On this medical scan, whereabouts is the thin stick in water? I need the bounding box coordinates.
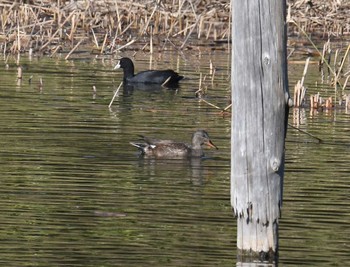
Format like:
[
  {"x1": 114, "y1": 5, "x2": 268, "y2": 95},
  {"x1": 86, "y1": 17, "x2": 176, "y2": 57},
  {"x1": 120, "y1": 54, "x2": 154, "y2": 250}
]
[
  {"x1": 108, "y1": 82, "x2": 123, "y2": 108},
  {"x1": 161, "y1": 76, "x2": 172, "y2": 87},
  {"x1": 288, "y1": 123, "x2": 323, "y2": 143}
]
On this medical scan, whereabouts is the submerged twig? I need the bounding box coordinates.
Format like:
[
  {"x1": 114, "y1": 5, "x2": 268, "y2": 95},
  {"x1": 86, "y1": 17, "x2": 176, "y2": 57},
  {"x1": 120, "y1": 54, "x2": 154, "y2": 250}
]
[{"x1": 288, "y1": 123, "x2": 323, "y2": 143}]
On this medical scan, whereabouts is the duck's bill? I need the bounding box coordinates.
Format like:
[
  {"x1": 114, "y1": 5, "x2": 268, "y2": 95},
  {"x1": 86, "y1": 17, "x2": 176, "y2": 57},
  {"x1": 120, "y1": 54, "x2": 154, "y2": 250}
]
[
  {"x1": 114, "y1": 61, "x2": 121, "y2": 70},
  {"x1": 206, "y1": 140, "x2": 218, "y2": 150}
]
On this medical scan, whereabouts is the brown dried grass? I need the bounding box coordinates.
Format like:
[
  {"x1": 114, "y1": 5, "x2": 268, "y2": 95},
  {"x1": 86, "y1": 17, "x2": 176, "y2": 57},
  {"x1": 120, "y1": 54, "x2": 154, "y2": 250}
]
[
  {"x1": 0, "y1": 0, "x2": 349, "y2": 56},
  {"x1": 288, "y1": 0, "x2": 350, "y2": 37},
  {"x1": 0, "y1": 0, "x2": 231, "y2": 55}
]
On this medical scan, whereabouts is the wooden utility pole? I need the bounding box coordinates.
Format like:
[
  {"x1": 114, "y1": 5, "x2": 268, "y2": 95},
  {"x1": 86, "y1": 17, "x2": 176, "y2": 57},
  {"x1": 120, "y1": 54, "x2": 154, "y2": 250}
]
[{"x1": 231, "y1": 0, "x2": 290, "y2": 262}]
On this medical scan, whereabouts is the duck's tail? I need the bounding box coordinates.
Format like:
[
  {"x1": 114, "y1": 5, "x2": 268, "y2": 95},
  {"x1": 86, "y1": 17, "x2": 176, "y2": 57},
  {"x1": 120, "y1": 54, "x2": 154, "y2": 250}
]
[{"x1": 130, "y1": 142, "x2": 145, "y2": 150}]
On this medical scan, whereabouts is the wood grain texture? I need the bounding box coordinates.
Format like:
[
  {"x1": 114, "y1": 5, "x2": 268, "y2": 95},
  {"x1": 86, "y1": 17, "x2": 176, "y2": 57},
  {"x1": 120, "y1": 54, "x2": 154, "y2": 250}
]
[{"x1": 231, "y1": 0, "x2": 289, "y2": 255}]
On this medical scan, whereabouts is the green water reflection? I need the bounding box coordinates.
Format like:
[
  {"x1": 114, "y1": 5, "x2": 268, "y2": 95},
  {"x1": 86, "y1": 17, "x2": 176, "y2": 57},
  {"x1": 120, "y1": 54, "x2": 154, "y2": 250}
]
[{"x1": 0, "y1": 52, "x2": 349, "y2": 266}]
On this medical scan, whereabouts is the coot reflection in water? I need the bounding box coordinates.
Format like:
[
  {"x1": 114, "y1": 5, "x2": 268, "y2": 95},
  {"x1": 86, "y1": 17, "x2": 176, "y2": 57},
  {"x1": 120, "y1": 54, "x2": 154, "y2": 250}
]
[{"x1": 122, "y1": 82, "x2": 180, "y2": 96}]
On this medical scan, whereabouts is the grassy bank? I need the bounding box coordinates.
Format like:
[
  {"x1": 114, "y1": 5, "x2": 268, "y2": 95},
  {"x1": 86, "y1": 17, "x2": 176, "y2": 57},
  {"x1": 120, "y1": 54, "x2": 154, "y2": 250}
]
[{"x1": 0, "y1": 0, "x2": 349, "y2": 55}]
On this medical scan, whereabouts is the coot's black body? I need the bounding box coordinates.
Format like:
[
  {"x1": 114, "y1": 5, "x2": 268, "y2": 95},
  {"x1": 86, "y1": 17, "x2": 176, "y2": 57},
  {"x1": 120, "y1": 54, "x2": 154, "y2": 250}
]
[{"x1": 114, "y1": 57, "x2": 183, "y2": 86}]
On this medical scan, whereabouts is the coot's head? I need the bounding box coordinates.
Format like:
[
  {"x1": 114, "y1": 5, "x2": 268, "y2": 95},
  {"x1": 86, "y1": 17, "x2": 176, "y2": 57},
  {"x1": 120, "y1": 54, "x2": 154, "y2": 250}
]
[
  {"x1": 114, "y1": 57, "x2": 135, "y2": 79},
  {"x1": 114, "y1": 57, "x2": 134, "y2": 70}
]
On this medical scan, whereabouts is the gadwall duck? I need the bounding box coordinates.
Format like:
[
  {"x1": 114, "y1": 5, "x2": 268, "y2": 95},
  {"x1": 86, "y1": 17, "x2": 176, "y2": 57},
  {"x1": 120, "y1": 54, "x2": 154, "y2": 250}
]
[
  {"x1": 130, "y1": 130, "x2": 218, "y2": 159},
  {"x1": 114, "y1": 57, "x2": 183, "y2": 86}
]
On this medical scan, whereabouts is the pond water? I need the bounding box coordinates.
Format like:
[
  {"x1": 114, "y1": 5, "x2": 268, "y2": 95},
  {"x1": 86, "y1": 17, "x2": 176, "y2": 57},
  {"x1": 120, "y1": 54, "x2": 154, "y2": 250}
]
[{"x1": 0, "y1": 49, "x2": 349, "y2": 266}]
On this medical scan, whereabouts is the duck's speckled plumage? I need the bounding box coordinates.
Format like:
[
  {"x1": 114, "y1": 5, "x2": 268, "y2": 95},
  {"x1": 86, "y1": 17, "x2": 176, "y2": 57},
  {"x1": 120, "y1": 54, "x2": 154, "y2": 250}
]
[{"x1": 130, "y1": 130, "x2": 218, "y2": 159}]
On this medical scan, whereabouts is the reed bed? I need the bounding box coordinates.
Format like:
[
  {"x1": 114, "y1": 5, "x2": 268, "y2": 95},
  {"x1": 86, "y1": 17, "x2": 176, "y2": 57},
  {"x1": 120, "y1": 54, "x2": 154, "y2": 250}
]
[
  {"x1": 288, "y1": 0, "x2": 350, "y2": 37},
  {"x1": 1, "y1": 0, "x2": 349, "y2": 56},
  {"x1": 292, "y1": 40, "x2": 350, "y2": 112},
  {"x1": 0, "y1": 0, "x2": 231, "y2": 55}
]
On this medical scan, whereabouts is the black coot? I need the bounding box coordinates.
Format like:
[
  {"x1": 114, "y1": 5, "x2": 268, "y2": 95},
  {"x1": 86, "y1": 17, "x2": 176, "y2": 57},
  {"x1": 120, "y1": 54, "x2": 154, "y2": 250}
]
[{"x1": 114, "y1": 57, "x2": 183, "y2": 86}]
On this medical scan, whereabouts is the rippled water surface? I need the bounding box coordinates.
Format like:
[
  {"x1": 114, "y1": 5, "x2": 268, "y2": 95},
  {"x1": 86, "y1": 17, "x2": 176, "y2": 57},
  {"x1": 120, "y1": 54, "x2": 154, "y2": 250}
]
[{"x1": 0, "y1": 51, "x2": 349, "y2": 266}]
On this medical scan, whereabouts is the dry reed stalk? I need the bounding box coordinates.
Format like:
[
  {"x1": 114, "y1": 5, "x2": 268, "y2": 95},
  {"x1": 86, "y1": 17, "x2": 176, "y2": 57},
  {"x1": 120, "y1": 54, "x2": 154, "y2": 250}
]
[
  {"x1": 172, "y1": 23, "x2": 193, "y2": 37},
  {"x1": 319, "y1": 40, "x2": 329, "y2": 72},
  {"x1": 65, "y1": 38, "x2": 84, "y2": 60},
  {"x1": 114, "y1": 1, "x2": 122, "y2": 34},
  {"x1": 91, "y1": 28, "x2": 99, "y2": 48},
  {"x1": 213, "y1": 27, "x2": 217, "y2": 40},
  {"x1": 1, "y1": 0, "x2": 232, "y2": 54},
  {"x1": 198, "y1": 16, "x2": 204, "y2": 39},
  {"x1": 329, "y1": 44, "x2": 350, "y2": 100},
  {"x1": 300, "y1": 57, "x2": 310, "y2": 86},
  {"x1": 199, "y1": 98, "x2": 222, "y2": 110},
  {"x1": 153, "y1": 12, "x2": 160, "y2": 35},
  {"x1": 40, "y1": 11, "x2": 77, "y2": 51},
  {"x1": 293, "y1": 80, "x2": 304, "y2": 107},
  {"x1": 150, "y1": 26, "x2": 153, "y2": 54},
  {"x1": 50, "y1": 45, "x2": 61, "y2": 57},
  {"x1": 206, "y1": 22, "x2": 212, "y2": 40},
  {"x1": 17, "y1": 66, "x2": 22, "y2": 80},
  {"x1": 16, "y1": 23, "x2": 20, "y2": 52},
  {"x1": 68, "y1": 13, "x2": 78, "y2": 41},
  {"x1": 109, "y1": 30, "x2": 119, "y2": 51},
  {"x1": 100, "y1": 33, "x2": 108, "y2": 54},
  {"x1": 141, "y1": 4, "x2": 157, "y2": 35},
  {"x1": 310, "y1": 93, "x2": 322, "y2": 109},
  {"x1": 335, "y1": 44, "x2": 350, "y2": 90},
  {"x1": 161, "y1": 76, "x2": 172, "y2": 87},
  {"x1": 342, "y1": 75, "x2": 350, "y2": 92},
  {"x1": 209, "y1": 60, "x2": 216, "y2": 84},
  {"x1": 325, "y1": 97, "x2": 333, "y2": 109},
  {"x1": 108, "y1": 82, "x2": 123, "y2": 108},
  {"x1": 39, "y1": 77, "x2": 43, "y2": 91},
  {"x1": 2, "y1": 42, "x2": 7, "y2": 57},
  {"x1": 115, "y1": 39, "x2": 136, "y2": 51},
  {"x1": 180, "y1": 15, "x2": 201, "y2": 49},
  {"x1": 293, "y1": 24, "x2": 350, "y2": 106},
  {"x1": 334, "y1": 48, "x2": 339, "y2": 72},
  {"x1": 293, "y1": 57, "x2": 310, "y2": 107},
  {"x1": 291, "y1": 22, "x2": 336, "y2": 76},
  {"x1": 119, "y1": 19, "x2": 134, "y2": 35},
  {"x1": 141, "y1": 43, "x2": 148, "y2": 51},
  {"x1": 346, "y1": 94, "x2": 350, "y2": 111},
  {"x1": 223, "y1": 103, "x2": 232, "y2": 111}
]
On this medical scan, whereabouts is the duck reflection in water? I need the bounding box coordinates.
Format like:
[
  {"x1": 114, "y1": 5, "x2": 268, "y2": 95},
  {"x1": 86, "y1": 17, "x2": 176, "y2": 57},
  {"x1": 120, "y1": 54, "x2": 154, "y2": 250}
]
[{"x1": 136, "y1": 156, "x2": 211, "y2": 186}]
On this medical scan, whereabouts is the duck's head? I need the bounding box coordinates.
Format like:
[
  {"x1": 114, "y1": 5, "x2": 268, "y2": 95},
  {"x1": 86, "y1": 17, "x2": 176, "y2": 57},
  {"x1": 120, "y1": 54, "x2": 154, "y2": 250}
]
[{"x1": 192, "y1": 130, "x2": 218, "y2": 150}]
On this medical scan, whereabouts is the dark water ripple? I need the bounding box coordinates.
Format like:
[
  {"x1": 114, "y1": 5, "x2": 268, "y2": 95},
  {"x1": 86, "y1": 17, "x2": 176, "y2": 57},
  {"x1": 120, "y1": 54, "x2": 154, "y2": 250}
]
[{"x1": 0, "y1": 53, "x2": 349, "y2": 266}]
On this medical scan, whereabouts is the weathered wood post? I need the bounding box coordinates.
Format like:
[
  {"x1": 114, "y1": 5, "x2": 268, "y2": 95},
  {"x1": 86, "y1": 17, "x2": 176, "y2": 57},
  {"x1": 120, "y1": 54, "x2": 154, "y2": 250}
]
[{"x1": 231, "y1": 0, "x2": 290, "y2": 262}]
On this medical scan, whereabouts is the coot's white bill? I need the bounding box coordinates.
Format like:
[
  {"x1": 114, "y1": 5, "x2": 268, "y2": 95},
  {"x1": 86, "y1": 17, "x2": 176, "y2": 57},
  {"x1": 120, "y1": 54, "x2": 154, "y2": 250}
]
[{"x1": 114, "y1": 61, "x2": 121, "y2": 69}]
